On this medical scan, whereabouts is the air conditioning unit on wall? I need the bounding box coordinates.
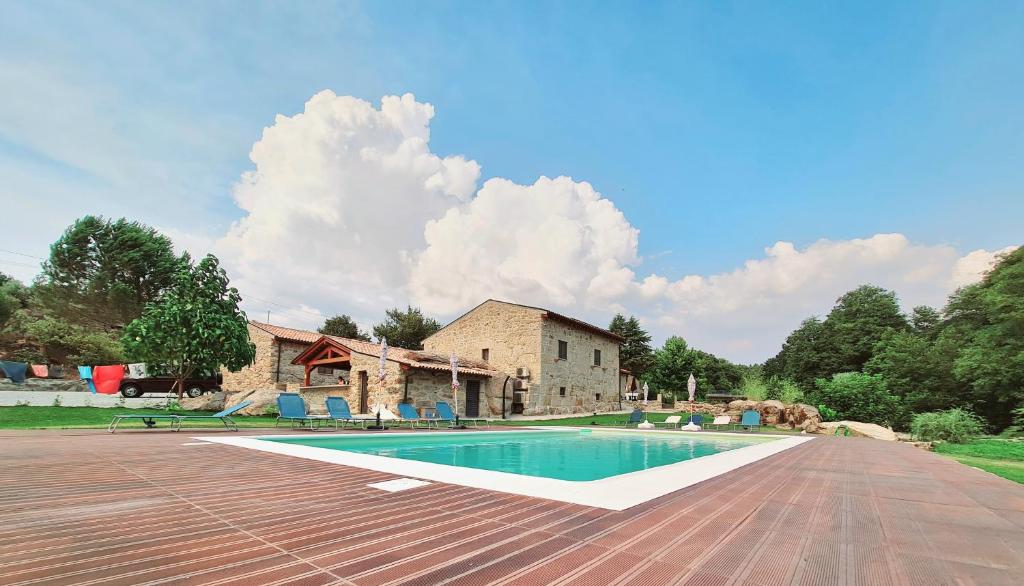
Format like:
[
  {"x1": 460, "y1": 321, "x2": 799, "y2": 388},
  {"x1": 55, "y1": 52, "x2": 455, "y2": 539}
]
[
  {"x1": 512, "y1": 379, "x2": 529, "y2": 390},
  {"x1": 516, "y1": 367, "x2": 530, "y2": 378}
]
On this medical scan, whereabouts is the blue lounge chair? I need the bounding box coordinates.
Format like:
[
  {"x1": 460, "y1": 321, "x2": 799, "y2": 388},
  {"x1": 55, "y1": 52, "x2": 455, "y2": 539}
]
[
  {"x1": 689, "y1": 414, "x2": 704, "y2": 426},
  {"x1": 0, "y1": 361, "x2": 28, "y2": 384},
  {"x1": 276, "y1": 393, "x2": 331, "y2": 430},
  {"x1": 619, "y1": 409, "x2": 645, "y2": 427},
  {"x1": 325, "y1": 396, "x2": 374, "y2": 429},
  {"x1": 107, "y1": 400, "x2": 253, "y2": 433},
  {"x1": 435, "y1": 401, "x2": 486, "y2": 428},
  {"x1": 397, "y1": 402, "x2": 435, "y2": 429},
  {"x1": 740, "y1": 410, "x2": 761, "y2": 432}
]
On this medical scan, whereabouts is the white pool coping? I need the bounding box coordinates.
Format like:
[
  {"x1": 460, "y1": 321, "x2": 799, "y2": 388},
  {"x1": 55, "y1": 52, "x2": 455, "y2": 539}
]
[{"x1": 196, "y1": 428, "x2": 814, "y2": 510}]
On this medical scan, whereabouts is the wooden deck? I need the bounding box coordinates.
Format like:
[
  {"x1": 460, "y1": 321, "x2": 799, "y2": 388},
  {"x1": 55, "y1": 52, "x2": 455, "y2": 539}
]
[{"x1": 1, "y1": 429, "x2": 1022, "y2": 585}]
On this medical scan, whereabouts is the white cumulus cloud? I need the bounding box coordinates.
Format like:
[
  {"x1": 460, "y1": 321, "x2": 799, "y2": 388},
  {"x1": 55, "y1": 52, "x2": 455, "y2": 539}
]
[{"x1": 210, "y1": 91, "x2": 1017, "y2": 361}]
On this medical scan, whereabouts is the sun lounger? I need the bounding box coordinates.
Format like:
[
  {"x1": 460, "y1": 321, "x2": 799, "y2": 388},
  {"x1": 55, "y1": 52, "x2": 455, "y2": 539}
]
[
  {"x1": 618, "y1": 409, "x2": 645, "y2": 427},
  {"x1": 398, "y1": 403, "x2": 435, "y2": 429},
  {"x1": 435, "y1": 401, "x2": 487, "y2": 428},
  {"x1": 655, "y1": 415, "x2": 682, "y2": 429},
  {"x1": 688, "y1": 414, "x2": 704, "y2": 426},
  {"x1": 706, "y1": 415, "x2": 732, "y2": 430},
  {"x1": 740, "y1": 410, "x2": 761, "y2": 432},
  {"x1": 324, "y1": 396, "x2": 374, "y2": 429},
  {"x1": 107, "y1": 401, "x2": 252, "y2": 432},
  {"x1": 276, "y1": 393, "x2": 331, "y2": 430}
]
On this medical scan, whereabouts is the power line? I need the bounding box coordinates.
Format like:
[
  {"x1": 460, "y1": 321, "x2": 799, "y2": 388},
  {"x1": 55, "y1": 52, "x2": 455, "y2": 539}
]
[{"x1": 0, "y1": 248, "x2": 45, "y2": 260}]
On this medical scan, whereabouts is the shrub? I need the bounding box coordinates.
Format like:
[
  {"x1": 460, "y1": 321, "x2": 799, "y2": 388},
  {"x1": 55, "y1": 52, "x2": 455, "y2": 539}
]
[
  {"x1": 739, "y1": 373, "x2": 767, "y2": 401},
  {"x1": 818, "y1": 404, "x2": 839, "y2": 422},
  {"x1": 1009, "y1": 406, "x2": 1024, "y2": 437},
  {"x1": 911, "y1": 408, "x2": 986, "y2": 443},
  {"x1": 809, "y1": 372, "x2": 902, "y2": 427},
  {"x1": 764, "y1": 376, "x2": 803, "y2": 404}
]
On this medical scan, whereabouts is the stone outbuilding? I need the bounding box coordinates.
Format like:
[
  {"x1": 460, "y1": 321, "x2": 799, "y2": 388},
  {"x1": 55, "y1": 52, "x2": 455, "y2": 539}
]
[{"x1": 290, "y1": 335, "x2": 499, "y2": 417}]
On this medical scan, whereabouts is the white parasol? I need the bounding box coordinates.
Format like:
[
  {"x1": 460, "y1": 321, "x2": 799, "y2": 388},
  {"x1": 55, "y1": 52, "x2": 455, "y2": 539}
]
[
  {"x1": 450, "y1": 352, "x2": 460, "y2": 419},
  {"x1": 687, "y1": 373, "x2": 696, "y2": 402},
  {"x1": 642, "y1": 382, "x2": 649, "y2": 406}
]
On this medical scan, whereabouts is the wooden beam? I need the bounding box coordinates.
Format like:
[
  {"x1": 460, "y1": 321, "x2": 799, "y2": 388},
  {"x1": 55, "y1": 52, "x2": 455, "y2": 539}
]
[{"x1": 309, "y1": 357, "x2": 351, "y2": 367}]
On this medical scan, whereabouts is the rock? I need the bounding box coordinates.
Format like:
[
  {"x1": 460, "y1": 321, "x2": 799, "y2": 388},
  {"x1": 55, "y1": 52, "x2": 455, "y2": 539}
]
[
  {"x1": 816, "y1": 421, "x2": 898, "y2": 441},
  {"x1": 0, "y1": 378, "x2": 88, "y2": 393},
  {"x1": 727, "y1": 399, "x2": 758, "y2": 413},
  {"x1": 759, "y1": 400, "x2": 785, "y2": 424},
  {"x1": 180, "y1": 391, "x2": 225, "y2": 412},
  {"x1": 225, "y1": 388, "x2": 281, "y2": 416},
  {"x1": 910, "y1": 441, "x2": 933, "y2": 451}
]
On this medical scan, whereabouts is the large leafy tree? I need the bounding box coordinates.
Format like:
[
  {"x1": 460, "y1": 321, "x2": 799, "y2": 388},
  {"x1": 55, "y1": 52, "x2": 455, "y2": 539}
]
[
  {"x1": 122, "y1": 255, "x2": 255, "y2": 398},
  {"x1": 0, "y1": 272, "x2": 28, "y2": 327},
  {"x1": 39, "y1": 216, "x2": 182, "y2": 328},
  {"x1": 765, "y1": 285, "x2": 909, "y2": 392},
  {"x1": 866, "y1": 330, "x2": 959, "y2": 414},
  {"x1": 763, "y1": 317, "x2": 835, "y2": 391},
  {"x1": 823, "y1": 285, "x2": 909, "y2": 372},
  {"x1": 942, "y1": 247, "x2": 1024, "y2": 428},
  {"x1": 646, "y1": 336, "x2": 742, "y2": 400},
  {"x1": 371, "y1": 306, "x2": 441, "y2": 350},
  {"x1": 319, "y1": 314, "x2": 371, "y2": 341},
  {"x1": 608, "y1": 314, "x2": 654, "y2": 377}
]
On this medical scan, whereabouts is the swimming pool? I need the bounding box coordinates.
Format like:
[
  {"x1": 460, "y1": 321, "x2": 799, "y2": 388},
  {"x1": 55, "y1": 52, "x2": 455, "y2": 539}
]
[
  {"x1": 200, "y1": 428, "x2": 814, "y2": 510},
  {"x1": 262, "y1": 430, "x2": 777, "y2": 481}
]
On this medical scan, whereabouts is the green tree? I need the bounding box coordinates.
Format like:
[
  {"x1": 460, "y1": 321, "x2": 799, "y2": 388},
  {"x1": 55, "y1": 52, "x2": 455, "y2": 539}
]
[
  {"x1": 910, "y1": 305, "x2": 942, "y2": 335},
  {"x1": 39, "y1": 216, "x2": 183, "y2": 328},
  {"x1": 765, "y1": 285, "x2": 909, "y2": 393},
  {"x1": 0, "y1": 272, "x2": 29, "y2": 326},
  {"x1": 20, "y1": 315, "x2": 123, "y2": 366},
  {"x1": 371, "y1": 306, "x2": 441, "y2": 350},
  {"x1": 319, "y1": 314, "x2": 371, "y2": 341},
  {"x1": 823, "y1": 285, "x2": 909, "y2": 372},
  {"x1": 608, "y1": 314, "x2": 654, "y2": 377},
  {"x1": 763, "y1": 317, "x2": 835, "y2": 391},
  {"x1": 943, "y1": 247, "x2": 1024, "y2": 429},
  {"x1": 866, "y1": 330, "x2": 959, "y2": 414},
  {"x1": 809, "y1": 372, "x2": 903, "y2": 427},
  {"x1": 122, "y1": 255, "x2": 255, "y2": 398},
  {"x1": 646, "y1": 336, "x2": 742, "y2": 400}
]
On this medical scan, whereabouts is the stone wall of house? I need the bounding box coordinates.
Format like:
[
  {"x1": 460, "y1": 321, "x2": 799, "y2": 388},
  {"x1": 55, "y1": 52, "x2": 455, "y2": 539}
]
[
  {"x1": 423, "y1": 300, "x2": 542, "y2": 383},
  {"x1": 221, "y1": 325, "x2": 338, "y2": 393},
  {"x1": 221, "y1": 325, "x2": 276, "y2": 392},
  {"x1": 403, "y1": 369, "x2": 495, "y2": 417},
  {"x1": 535, "y1": 319, "x2": 621, "y2": 415}
]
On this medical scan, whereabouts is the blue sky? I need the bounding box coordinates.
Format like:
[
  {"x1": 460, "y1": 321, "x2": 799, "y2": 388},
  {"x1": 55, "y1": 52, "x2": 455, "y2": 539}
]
[{"x1": 1, "y1": 1, "x2": 1021, "y2": 361}]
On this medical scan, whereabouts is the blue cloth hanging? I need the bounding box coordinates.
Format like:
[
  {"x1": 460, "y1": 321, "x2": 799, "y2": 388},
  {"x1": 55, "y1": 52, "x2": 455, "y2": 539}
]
[
  {"x1": 78, "y1": 365, "x2": 98, "y2": 394},
  {"x1": 0, "y1": 361, "x2": 28, "y2": 384}
]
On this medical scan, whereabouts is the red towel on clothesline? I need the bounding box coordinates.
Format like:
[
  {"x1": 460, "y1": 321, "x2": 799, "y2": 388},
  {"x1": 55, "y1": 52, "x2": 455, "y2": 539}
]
[{"x1": 92, "y1": 365, "x2": 125, "y2": 395}]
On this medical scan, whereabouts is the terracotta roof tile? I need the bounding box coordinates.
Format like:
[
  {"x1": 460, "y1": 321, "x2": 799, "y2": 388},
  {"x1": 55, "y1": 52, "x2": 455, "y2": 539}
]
[{"x1": 252, "y1": 321, "x2": 499, "y2": 377}]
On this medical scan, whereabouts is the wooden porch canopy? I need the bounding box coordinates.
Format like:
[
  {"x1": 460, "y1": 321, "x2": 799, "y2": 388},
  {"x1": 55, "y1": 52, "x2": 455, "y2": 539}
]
[{"x1": 290, "y1": 336, "x2": 353, "y2": 386}]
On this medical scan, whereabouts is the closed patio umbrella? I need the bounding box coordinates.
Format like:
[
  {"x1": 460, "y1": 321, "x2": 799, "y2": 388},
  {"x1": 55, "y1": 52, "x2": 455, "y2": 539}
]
[
  {"x1": 450, "y1": 352, "x2": 460, "y2": 424},
  {"x1": 642, "y1": 382, "x2": 649, "y2": 406},
  {"x1": 687, "y1": 373, "x2": 697, "y2": 423},
  {"x1": 370, "y1": 338, "x2": 388, "y2": 429}
]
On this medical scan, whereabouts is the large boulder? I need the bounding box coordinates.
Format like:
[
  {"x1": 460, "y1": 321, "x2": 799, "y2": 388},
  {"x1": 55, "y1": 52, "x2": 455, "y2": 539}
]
[
  {"x1": 817, "y1": 421, "x2": 898, "y2": 441},
  {"x1": 180, "y1": 391, "x2": 225, "y2": 412},
  {"x1": 225, "y1": 388, "x2": 281, "y2": 416},
  {"x1": 784, "y1": 403, "x2": 822, "y2": 432},
  {"x1": 759, "y1": 400, "x2": 786, "y2": 424}
]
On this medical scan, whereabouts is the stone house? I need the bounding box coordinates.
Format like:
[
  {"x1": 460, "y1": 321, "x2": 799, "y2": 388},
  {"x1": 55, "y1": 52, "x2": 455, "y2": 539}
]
[{"x1": 422, "y1": 300, "x2": 624, "y2": 415}]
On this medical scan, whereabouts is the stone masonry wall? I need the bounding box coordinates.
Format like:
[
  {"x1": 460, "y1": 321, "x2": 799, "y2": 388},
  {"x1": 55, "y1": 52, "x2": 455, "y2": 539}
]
[
  {"x1": 537, "y1": 318, "x2": 621, "y2": 415},
  {"x1": 220, "y1": 325, "x2": 276, "y2": 392},
  {"x1": 221, "y1": 325, "x2": 337, "y2": 393},
  {"x1": 423, "y1": 300, "x2": 620, "y2": 416},
  {"x1": 423, "y1": 301, "x2": 543, "y2": 389}
]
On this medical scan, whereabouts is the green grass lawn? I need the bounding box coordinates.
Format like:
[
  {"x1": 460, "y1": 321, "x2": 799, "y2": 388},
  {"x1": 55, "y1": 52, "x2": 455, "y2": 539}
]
[
  {"x1": 934, "y1": 438, "x2": 1024, "y2": 484},
  {"x1": 0, "y1": 406, "x2": 280, "y2": 430},
  {"x1": 0, "y1": 405, "x2": 798, "y2": 435}
]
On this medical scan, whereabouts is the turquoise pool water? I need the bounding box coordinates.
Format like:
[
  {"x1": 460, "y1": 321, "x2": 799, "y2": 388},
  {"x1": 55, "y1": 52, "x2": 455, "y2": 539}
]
[{"x1": 263, "y1": 430, "x2": 778, "y2": 481}]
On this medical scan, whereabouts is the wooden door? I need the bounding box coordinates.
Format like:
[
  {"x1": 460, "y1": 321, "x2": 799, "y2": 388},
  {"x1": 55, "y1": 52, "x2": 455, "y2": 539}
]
[
  {"x1": 358, "y1": 371, "x2": 369, "y2": 414},
  {"x1": 465, "y1": 380, "x2": 481, "y2": 418}
]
